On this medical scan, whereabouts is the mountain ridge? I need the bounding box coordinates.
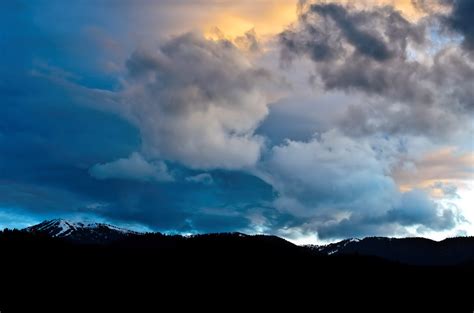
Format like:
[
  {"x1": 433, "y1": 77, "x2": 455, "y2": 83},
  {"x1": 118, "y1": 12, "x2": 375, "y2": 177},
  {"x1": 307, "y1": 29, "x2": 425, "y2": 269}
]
[
  {"x1": 1, "y1": 219, "x2": 473, "y2": 311},
  {"x1": 21, "y1": 219, "x2": 474, "y2": 265},
  {"x1": 309, "y1": 236, "x2": 474, "y2": 265}
]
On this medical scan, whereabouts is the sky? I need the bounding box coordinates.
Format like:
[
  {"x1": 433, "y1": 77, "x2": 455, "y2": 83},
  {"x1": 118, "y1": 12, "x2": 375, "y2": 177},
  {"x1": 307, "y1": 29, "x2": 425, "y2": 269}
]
[{"x1": 0, "y1": 0, "x2": 473, "y2": 244}]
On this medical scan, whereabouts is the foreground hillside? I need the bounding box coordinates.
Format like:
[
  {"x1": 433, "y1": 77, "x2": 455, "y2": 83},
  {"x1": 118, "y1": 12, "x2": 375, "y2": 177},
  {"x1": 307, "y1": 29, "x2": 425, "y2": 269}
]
[{"x1": 0, "y1": 226, "x2": 473, "y2": 312}]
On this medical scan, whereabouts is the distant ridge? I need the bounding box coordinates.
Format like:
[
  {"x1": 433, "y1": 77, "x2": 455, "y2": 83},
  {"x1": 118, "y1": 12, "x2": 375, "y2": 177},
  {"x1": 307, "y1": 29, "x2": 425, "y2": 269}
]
[
  {"x1": 309, "y1": 236, "x2": 474, "y2": 265},
  {"x1": 22, "y1": 219, "x2": 474, "y2": 265}
]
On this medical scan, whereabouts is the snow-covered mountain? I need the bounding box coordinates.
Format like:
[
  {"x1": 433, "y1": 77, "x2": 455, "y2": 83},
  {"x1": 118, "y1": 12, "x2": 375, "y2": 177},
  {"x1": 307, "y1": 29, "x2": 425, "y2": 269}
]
[
  {"x1": 309, "y1": 236, "x2": 474, "y2": 265},
  {"x1": 25, "y1": 219, "x2": 139, "y2": 243},
  {"x1": 22, "y1": 220, "x2": 474, "y2": 265},
  {"x1": 309, "y1": 238, "x2": 361, "y2": 255}
]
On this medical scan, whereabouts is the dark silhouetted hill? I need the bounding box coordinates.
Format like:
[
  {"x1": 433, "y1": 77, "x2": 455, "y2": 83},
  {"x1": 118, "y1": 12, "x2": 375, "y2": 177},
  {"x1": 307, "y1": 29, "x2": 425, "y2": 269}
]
[
  {"x1": 312, "y1": 236, "x2": 474, "y2": 265},
  {"x1": 0, "y1": 220, "x2": 473, "y2": 312}
]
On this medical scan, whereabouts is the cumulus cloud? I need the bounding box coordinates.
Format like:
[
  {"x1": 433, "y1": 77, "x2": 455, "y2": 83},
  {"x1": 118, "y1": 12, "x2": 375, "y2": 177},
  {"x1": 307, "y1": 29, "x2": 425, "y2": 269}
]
[
  {"x1": 90, "y1": 152, "x2": 173, "y2": 182},
  {"x1": 259, "y1": 130, "x2": 459, "y2": 239},
  {"x1": 113, "y1": 33, "x2": 270, "y2": 170}
]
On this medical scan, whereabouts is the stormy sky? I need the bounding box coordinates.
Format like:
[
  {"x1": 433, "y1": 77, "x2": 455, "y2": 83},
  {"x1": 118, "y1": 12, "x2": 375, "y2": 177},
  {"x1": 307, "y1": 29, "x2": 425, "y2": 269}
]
[{"x1": 1, "y1": 0, "x2": 472, "y2": 243}]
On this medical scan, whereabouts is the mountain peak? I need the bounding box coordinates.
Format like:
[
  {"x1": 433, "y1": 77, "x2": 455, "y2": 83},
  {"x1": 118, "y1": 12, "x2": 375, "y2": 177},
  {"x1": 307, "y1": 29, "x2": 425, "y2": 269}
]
[{"x1": 25, "y1": 219, "x2": 138, "y2": 243}]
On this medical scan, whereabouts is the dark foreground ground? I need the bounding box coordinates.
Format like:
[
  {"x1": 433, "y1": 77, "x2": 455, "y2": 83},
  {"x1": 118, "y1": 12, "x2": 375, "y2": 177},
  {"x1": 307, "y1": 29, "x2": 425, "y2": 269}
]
[{"x1": 1, "y1": 230, "x2": 473, "y2": 312}]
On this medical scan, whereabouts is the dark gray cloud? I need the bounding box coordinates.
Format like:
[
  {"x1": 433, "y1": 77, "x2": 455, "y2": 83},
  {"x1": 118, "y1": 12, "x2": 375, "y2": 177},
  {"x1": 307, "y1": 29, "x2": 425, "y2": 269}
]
[
  {"x1": 278, "y1": 1, "x2": 474, "y2": 139},
  {"x1": 309, "y1": 4, "x2": 393, "y2": 61},
  {"x1": 280, "y1": 2, "x2": 428, "y2": 99}
]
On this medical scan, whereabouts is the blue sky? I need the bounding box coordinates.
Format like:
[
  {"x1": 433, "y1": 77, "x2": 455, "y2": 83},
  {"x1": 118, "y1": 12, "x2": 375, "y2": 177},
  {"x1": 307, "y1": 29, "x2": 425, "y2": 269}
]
[{"x1": 1, "y1": 0, "x2": 472, "y2": 243}]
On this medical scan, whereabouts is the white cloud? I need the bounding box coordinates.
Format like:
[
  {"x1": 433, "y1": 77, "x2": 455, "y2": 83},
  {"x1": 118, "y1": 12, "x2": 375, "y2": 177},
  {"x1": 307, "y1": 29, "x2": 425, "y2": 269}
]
[
  {"x1": 113, "y1": 33, "x2": 271, "y2": 170},
  {"x1": 90, "y1": 152, "x2": 173, "y2": 182},
  {"x1": 258, "y1": 130, "x2": 459, "y2": 239},
  {"x1": 186, "y1": 173, "x2": 214, "y2": 185}
]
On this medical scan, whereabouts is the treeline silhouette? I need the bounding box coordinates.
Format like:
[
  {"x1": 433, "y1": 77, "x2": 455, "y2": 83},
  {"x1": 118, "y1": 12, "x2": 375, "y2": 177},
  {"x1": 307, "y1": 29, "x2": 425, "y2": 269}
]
[{"x1": 0, "y1": 229, "x2": 473, "y2": 312}]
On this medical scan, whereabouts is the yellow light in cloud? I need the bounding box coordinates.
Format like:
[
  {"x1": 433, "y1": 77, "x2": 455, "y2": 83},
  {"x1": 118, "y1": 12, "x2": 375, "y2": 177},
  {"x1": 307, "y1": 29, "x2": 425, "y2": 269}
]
[
  {"x1": 205, "y1": 16, "x2": 255, "y2": 40},
  {"x1": 202, "y1": 0, "x2": 442, "y2": 42},
  {"x1": 204, "y1": 0, "x2": 298, "y2": 40}
]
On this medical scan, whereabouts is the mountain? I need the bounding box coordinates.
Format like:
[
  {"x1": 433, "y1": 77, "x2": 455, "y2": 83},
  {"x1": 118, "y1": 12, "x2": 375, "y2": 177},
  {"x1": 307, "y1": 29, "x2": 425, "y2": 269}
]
[
  {"x1": 22, "y1": 219, "x2": 474, "y2": 265},
  {"x1": 1, "y1": 221, "x2": 474, "y2": 311},
  {"x1": 311, "y1": 236, "x2": 474, "y2": 265},
  {"x1": 25, "y1": 219, "x2": 138, "y2": 244}
]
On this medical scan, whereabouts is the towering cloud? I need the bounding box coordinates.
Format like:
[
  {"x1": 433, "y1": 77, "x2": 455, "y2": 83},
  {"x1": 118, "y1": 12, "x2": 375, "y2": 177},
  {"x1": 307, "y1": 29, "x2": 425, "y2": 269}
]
[{"x1": 113, "y1": 33, "x2": 270, "y2": 170}]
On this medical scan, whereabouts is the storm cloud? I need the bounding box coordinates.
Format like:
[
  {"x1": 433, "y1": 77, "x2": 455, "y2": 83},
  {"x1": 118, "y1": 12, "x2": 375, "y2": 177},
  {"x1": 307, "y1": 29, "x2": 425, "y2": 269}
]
[
  {"x1": 279, "y1": 1, "x2": 474, "y2": 139},
  {"x1": 280, "y1": 2, "x2": 427, "y2": 97}
]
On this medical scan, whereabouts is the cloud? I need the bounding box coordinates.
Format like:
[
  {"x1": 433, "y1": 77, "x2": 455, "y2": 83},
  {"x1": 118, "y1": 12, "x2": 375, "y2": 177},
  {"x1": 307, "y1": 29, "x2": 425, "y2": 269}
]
[
  {"x1": 259, "y1": 130, "x2": 459, "y2": 239},
  {"x1": 280, "y1": 2, "x2": 427, "y2": 97},
  {"x1": 317, "y1": 189, "x2": 458, "y2": 238},
  {"x1": 234, "y1": 28, "x2": 260, "y2": 52},
  {"x1": 111, "y1": 33, "x2": 271, "y2": 170},
  {"x1": 90, "y1": 152, "x2": 173, "y2": 182},
  {"x1": 309, "y1": 4, "x2": 395, "y2": 61},
  {"x1": 257, "y1": 95, "x2": 335, "y2": 145},
  {"x1": 440, "y1": 0, "x2": 474, "y2": 51},
  {"x1": 386, "y1": 189, "x2": 457, "y2": 230},
  {"x1": 278, "y1": 1, "x2": 474, "y2": 140},
  {"x1": 0, "y1": 20, "x2": 276, "y2": 235},
  {"x1": 186, "y1": 173, "x2": 214, "y2": 185},
  {"x1": 430, "y1": 182, "x2": 461, "y2": 199},
  {"x1": 394, "y1": 147, "x2": 474, "y2": 191},
  {"x1": 0, "y1": 0, "x2": 471, "y2": 242}
]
